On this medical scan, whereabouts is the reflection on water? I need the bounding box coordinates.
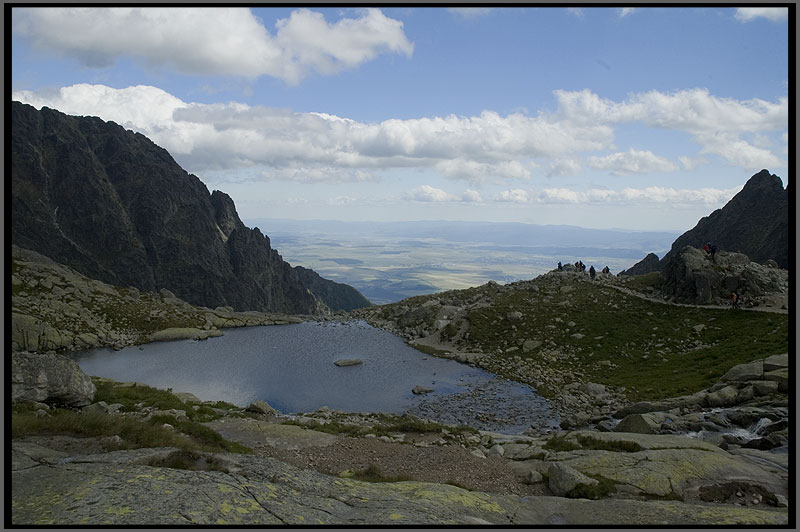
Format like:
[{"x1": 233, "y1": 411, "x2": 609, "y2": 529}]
[{"x1": 72, "y1": 320, "x2": 559, "y2": 433}]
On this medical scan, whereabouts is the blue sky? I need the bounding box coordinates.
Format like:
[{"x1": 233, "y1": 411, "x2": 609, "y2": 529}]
[{"x1": 11, "y1": 6, "x2": 790, "y2": 231}]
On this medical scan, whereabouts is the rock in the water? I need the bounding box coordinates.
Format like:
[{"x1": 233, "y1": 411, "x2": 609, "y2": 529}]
[
  {"x1": 412, "y1": 386, "x2": 434, "y2": 395},
  {"x1": 334, "y1": 359, "x2": 363, "y2": 367},
  {"x1": 246, "y1": 400, "x2": 279, "y2": 416},
  {"x1": 548, "y1": 462, "x2": 599, "y2": 497},
  {"x1": 11, "y1": 352, "x2": 96, "y2": 407}
]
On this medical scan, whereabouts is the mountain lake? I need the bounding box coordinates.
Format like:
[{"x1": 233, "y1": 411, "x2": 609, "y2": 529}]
[{"x1": 71, "y1": 320, "x2": 560, "y2": 434}]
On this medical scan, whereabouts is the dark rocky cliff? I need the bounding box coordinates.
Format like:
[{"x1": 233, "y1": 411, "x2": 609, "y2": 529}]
[
  {"x1": 294, "y1": 266, "x2": 372, "y2": 312},
  {"x1": 659, "y1": 170, "x2": 789, "y2": 268},
  {"x1": 11, "y1": 102, "x2": 369, "y2": 314}
]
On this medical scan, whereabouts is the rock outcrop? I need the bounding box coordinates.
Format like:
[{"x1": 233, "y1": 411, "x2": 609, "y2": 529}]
[
  {"x1": 618, "y1": 252, "x2": 660, "y2": 276},
  {"x1": 660, "y1": 246, "x2": 788, "y2": 305},
  {"x1": 660, "y1": 170, "x2": 788, "y2": 269},
  {"x1": 10, "y1": 441, "x2": 788, "y2": 525},
  {"x1": 11, "y1": 101, "x2": 368, "y2": 314},
  {"x1": 11, "y1": 352, "x2": 96, "y2": 407}
]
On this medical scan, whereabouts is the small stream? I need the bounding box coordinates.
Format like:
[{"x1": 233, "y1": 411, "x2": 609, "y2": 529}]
[{"x1": 72, "y1": 320, "x2": 560, "y2": 434}]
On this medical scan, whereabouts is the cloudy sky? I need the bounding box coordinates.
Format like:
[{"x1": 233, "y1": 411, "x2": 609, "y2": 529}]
[{"x1": 11, "y1": 6, "x2": 790, "y2": 231}]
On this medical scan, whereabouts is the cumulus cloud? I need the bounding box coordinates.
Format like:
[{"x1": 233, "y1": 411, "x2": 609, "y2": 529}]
[
  {"x1": 406, "y1": 185, "x2": 455, "y2": 202},
  {"x1": 13, "y1": 7, "x2": 413, "y2": 84},
  {"x1": 531, "y1": 186, "x2": 740, "y2": 206},
  {"x1": 734, "y1": 8, "x2": 788, "y2": 22},
  {"x1": 405, "y1": 185, "x2": 483, "y2": 203},
  {"x1": 497, "y1": 189, "x2": 530, "y2": 203},
  {"x1": 554, "y1": 88, "x2": 787, "y2": 170},
  {"x1": 12, "y1": 83, "x2": 787, "y2": 184},
  {"x1": 546, "y1": 158, "x2": 582, "y2": 177},
  {"x1": 588, "y1": 148, "x2": 679, "y2": 175}
]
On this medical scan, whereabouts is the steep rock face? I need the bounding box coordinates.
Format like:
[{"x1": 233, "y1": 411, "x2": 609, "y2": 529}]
[
  {"x1": 618, "y1": 252, "x2": 660, "y2": 276},
  {"x1": 660, "y1": 170, "x2": 788, "y2": 268},
  {"x1": 11, "y1": 102, "x2": 365, "y2": 314},
  {"x1": 294, "y1": 266, "x2": 372, "y2": 311}
]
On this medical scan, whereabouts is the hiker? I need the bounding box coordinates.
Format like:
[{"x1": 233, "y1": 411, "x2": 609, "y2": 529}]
[
  {"x1": 703, "y1": 242, "x2": 711, "y2": 254},
  {"x1": 557, "y1": 261, "x2": 563, "y2": 271},
  {"x1": 602, "y1": 266, "x2": 610, "y2": 275},
  {"x1": 730, "y1": 290, "x2": 740, "y2": 310},
  {"x1": 589, "y1": 265, "x2": 596, "y2": 280},
  {"x1": 710, "y1": 244, "x2": 717, "y2": 260}
]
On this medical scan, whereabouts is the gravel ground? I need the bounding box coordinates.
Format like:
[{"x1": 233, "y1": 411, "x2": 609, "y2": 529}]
[{"x1": 252, "y1": 434, "x2": 544, "y2": 496}]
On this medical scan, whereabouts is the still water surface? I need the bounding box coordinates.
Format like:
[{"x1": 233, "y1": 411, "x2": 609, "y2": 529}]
[{"x1": 73, "y1": 320, "x2": 559, "y2": 434}]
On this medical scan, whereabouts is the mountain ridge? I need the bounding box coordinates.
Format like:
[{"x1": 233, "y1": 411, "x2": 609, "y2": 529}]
[{"x1": 11, "y1": 101, "x2": 370, "y2": 314}]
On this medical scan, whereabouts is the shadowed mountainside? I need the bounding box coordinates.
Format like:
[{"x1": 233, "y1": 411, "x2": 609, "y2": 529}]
[{"x1": 11, "y1": 101, "x2": 369, "y2": 314}]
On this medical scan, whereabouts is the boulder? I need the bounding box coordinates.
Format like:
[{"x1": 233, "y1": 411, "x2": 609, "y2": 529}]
[
  {"x1": 614, "y1": 413, "x2": 661, "y2": 434},
  {"x1": 412, "y1": 386, "x2": 434, "y2": 395},
  {"x1": 762, "y1": 353, "x2": 788, "y2": 372},
  {"x1": 246, "y1": 400, "x2": 279, "y2": 416},
  {"x1": 722, "y1": 360, "x2": 763, "y2": 382},
  {"x1": 763, "y1": 368, "x2": 788, "y2": 392},
  {"x1": 11, "y1": 352, "x2": 96, "y2": 407},
  {"x1": 548, "y1": 462, "x2": 599, "y2": 497},
  {"x1": 579, "y1": 382, "x2": 607, "y2": 397},
  {"x1": 174, "y1": 392, "x2": 202, "y2": 404},
  {"x1": 706, "y1": 385, "x2": 740, "y2": 407}
]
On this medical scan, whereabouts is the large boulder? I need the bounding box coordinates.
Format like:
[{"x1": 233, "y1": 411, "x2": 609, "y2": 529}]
[
  {"x1": 11, "y1": 352, "x2": 96, "y2": 407},
  {"x1": 547, "y1": 462, "x2": 599, "y2": 497},
  {"x1": 722, "y1": 360, "x2": 764, "y2": 382}
]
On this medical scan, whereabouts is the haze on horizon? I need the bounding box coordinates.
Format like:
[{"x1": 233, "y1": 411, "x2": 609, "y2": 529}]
[{"x1": 11, "y1": 6, "x2": 790, "y2": 233}]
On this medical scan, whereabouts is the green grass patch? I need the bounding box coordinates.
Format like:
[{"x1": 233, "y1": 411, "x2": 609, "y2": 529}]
[
  {"x1": 458, "y1": 278, "x2": 788, "y2": 401},
  {"x1": 543, "y1": 434, "x2": 580, "y2": 452},
  {"x1": 12, "y1": 404, "x2": 251, "y2": 454},
  {"x1": 567, "y1": 473, "x2": 618, "y2": 500},
  {"x1": 576, "y1": 435, "x2": 642, "y2": 453},
  {"x1": 351, "y1": 464, "x2": 414, "y2": 483},
  {"x1": 146, "y1": 450, "x2": 233, "y2": 472},
  {"x1": 91, "y1": 378, "x2": 239, "y2": 422}
]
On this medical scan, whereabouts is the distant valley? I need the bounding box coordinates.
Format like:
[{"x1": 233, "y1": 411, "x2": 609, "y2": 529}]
[{"x1": 246, "y1": 219, "x2": 680, "y2": 304}]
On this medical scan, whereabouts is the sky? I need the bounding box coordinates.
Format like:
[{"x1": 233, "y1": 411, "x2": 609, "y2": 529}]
[{"x1": 10, "y1": 6, "x2": 791, "y2": 232}]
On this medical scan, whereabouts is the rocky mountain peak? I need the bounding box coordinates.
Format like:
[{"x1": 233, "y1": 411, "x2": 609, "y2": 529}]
[{"x1": 11, "y1": 101, "x2": 370, "y2": 314}]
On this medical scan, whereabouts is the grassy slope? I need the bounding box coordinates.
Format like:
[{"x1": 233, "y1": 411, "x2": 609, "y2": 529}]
[{"x1": 366, "y1": 274, "x2": 788, "y2": 402}]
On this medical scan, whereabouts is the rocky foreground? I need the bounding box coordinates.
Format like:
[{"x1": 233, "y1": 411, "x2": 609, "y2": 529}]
[{"x1": 10, "y1": 243, "x2": 791, "y2": 526}]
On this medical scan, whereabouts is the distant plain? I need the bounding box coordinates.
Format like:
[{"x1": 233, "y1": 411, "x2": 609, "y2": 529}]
[{"x1": 247, "y1": 219, "x2": 680, "y2": 305}]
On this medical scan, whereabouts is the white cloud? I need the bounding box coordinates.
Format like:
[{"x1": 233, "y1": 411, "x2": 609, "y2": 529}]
[
  {"x1": 619, "y1": 8, "x2": 637, "y2": 17},
  {"x1": 588, "y1": 148, "x2": 679, "y2": 175},
  {"x1": 531, "y1": 186, "x2": 741, "y2": 206},
  {"x1": 13, "y1": 84, "x2": 787, "y2": 184},
  {"x1": 678, "y1": 155, "x2": 708, "y2": 171},
  {"x1": 327, "y1": 195, "x2": 357, "y2": 206},
  {"x1": 461, "y1": 189, "x2": 483, "y2": 202},
  {"x1": 13, "y1": 7, "x2": 413, "y2": 84},
  {"x1": 734, "y1": 8, "x2": 788, "y2": 22},
  {"x1": 448, "y1": 8, "x2": 492, "y2": 19},
  {"x1": 546, "y1": 158, "x2": 582, "y2": 177},
  {"x1": 567, "y1": 8, "x2": 584, "y2": 18},
  {"x1": 406, "y1": 185, "x2": 456, "y2": 202},
  {"x1": 554, "y1": 88, "x2": 787, "y2": 170},
  {"x1": 497, "y1": 189, "x2": 530, "y2": 203}
]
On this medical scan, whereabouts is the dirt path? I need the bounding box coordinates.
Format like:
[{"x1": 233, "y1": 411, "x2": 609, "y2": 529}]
[{"x1": 603, "y1": 280, "x2": 789, "y2": 314}]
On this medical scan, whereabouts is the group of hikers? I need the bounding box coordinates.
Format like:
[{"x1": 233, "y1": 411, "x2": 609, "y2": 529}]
[{"x1": 556, "y1": 261, "x2": 610, "y2": 280}]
